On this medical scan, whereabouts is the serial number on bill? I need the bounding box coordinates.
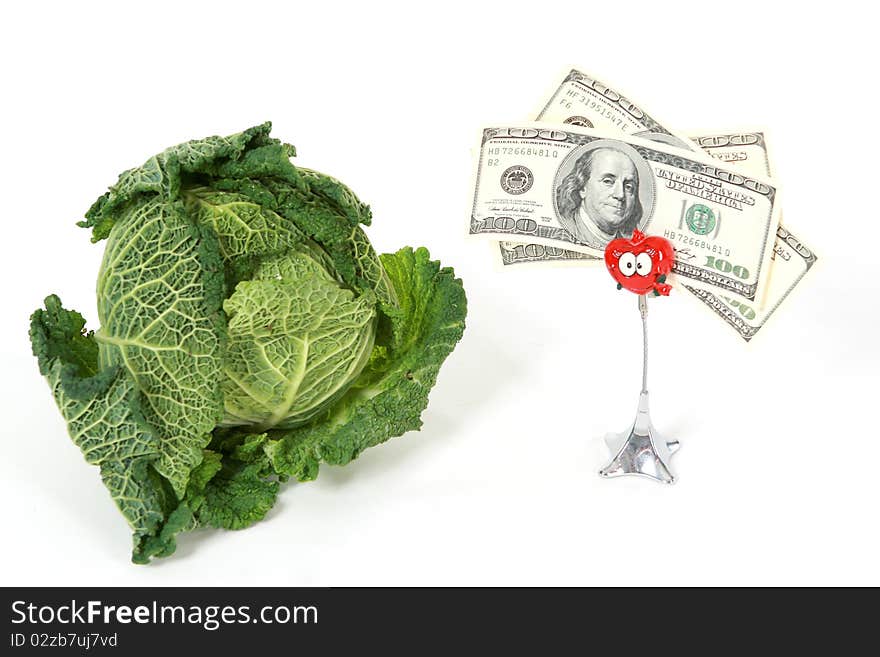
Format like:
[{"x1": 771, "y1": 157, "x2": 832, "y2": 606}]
[
  {"x1": 485, "y1": 147, "x2": 559, "y2": 159},
  {"x1": 664, "y1": 230, "x2": 731, "y2": 257}
]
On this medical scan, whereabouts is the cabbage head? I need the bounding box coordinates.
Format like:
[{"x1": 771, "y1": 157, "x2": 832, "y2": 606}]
[{"x1": 29, "y1": 123, "x2": 466, "y2": 563}]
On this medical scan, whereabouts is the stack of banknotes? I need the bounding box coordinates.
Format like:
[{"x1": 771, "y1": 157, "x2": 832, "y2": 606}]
[{"x1": 469, "y1": 68, "x2": 816, "y2": 341}]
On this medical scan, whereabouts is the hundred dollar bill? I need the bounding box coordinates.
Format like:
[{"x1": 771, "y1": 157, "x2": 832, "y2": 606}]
[
  {"x1": 503, "y1": 66, "x2": 769, "y2": 267},
  {"x1": 471, "y1": 123, "x2": 781, "y2": 302},
  {"x1": 501, "y1": 130, "x2": 774, "y2": 265},
  {"x1": 682, "y1": 225, "x2": 816, "y2": 341},
  {"x1": 499, "y1": 129, "x2": 817, "y2": 341},
  {"x1": 535, "y1": 69, "x2": 773, "y2": 178},
  {"x1": 683, "y1": 133, "x2": 816, "y2": 339},
  {"x1": 535, "y1": 68, "x2": 695, "y2": 150},
  {"x1": 506, "y1": 65, "x2": 815, "y2": 337}
]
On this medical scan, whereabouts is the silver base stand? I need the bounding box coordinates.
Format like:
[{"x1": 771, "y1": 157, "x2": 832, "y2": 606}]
[
  {"x1": 599, "y1": 391, "x2": 679, "y2": 483},
  {"x1": 598, "y1": 294, "x2": 679, "y2": 484}
]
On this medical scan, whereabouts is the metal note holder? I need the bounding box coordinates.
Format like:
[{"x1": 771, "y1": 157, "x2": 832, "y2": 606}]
[{"x1": 599, "y1": 294, "x2": 679, "y2": 483}]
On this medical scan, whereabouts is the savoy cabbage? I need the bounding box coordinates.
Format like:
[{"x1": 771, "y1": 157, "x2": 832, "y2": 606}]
[{"x1": 29, "y1": 123, "x2": 466, "y2": 563}]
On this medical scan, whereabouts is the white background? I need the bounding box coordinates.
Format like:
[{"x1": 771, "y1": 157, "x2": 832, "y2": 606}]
[{"x1": 1, "y1": 1, "x2": 876, "y2": 586}]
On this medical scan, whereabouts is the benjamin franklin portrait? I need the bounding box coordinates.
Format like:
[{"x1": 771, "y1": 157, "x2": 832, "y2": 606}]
[{"x1": 555, "y1": 143, "x2": 653, "y2": 248}]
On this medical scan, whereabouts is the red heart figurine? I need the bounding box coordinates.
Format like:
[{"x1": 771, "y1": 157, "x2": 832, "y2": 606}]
[{"x1": 604, "y1": 230, "x2": 675, "y2": 296}]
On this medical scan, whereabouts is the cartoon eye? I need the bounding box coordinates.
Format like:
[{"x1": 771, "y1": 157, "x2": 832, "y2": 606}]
[
  {"x1": 636, "y1": 252, "x2": 653, "y2": 275},
  {"x1": 618, "y1": 252, "x2": 636, "y2": 277}
]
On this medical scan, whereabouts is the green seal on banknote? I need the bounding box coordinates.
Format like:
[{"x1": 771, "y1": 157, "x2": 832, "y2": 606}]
[{"x1": 685, "y1": 203, "x2": 716, "y2": 235}]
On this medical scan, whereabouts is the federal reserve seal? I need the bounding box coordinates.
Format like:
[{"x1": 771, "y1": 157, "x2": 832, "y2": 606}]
[
  {"x1": 500, "y1": 165, "x2": 533, "y2": 195},
  {"x1": 686, "y1": 203, "x2": 716, "y2": 235},
  {"x1": 563, "y1": 116, "x2": 594, "y2": 128}
]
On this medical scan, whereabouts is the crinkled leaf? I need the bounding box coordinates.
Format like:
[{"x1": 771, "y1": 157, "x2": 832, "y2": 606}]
[
  {"x1": 186, "y1": 449, "x2": 224, "y2": 495},
  {"x1": 30, "y1": 296, "x2": 186, "y2": 563},
  {"x1": 296, "y1": 167, "x2": 372, "y2": 226},
  {"x1": 80, "y1": 123, "x2": 286, "y2": 241},
  {"x1": 133, "y1": 504, "x2": 193, "y2": 564},
  {"x1": 182, "y1": 185, "x2": 309, "y2": 286},
  {"x1": 95, "y1": 198, "x2": 224, "y2": 497},
  {"x1": 260, "y1": 179, "x2": 397, "y2": 309},
  {"x1": 264, "y1": 247, "x2": 466, "y2": 480},
  {"x1": 220, "y1": 257, "x2": 376, "y2": 430},
  {"x1": 197, "y1": 462, "x2": 279, "y2": 530}
]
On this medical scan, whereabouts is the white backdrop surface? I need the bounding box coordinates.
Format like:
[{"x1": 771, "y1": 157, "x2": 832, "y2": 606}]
[{"x1": 1, "y1": 0, "x2": 876, "y2": 586}]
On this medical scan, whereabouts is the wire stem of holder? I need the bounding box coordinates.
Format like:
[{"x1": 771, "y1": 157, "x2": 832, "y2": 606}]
[{"x1": 599, "y1": 295, "x2": 679, "y2": 484}]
